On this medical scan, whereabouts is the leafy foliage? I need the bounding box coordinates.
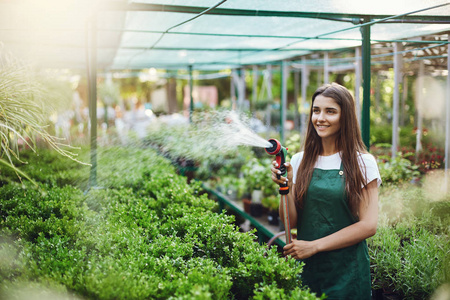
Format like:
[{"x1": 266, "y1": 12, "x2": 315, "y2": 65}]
[
  {"x1": 368, "y1": 224, "x2": 449, "y2": 299},
  {"x1": 377, "y1": 152, "x2": 420, "y2": 185},
  {"x1": 0, "y1": 147, "x2": 315, "y2": 299},
  {"x1": 0, "y1": 52, "x2": 88, "y2": 181},
  {"x1": 370, "y1": 183, "x2": 450, "y2": 299}
]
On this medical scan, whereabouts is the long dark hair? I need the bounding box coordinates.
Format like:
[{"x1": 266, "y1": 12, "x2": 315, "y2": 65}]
[{"x1": 294, "y1": 83, "x2": 368, "y2": 218}]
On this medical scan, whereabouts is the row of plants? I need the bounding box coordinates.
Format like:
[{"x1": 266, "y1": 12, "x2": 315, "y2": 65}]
[
  {"x1": 141, "y1": 116, "x2": 450, "y2": 299},
  {"x1": 0, "y1": 146, "x2": 322, "y2": 299},
  {"x1": 370, "y1": 184, "x2": 450, "y2": 299}
]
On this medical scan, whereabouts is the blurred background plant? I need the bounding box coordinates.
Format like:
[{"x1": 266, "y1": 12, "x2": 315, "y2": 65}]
[
  {"x1": 97, "y1": 81, "x2": 121, "y2": 127},
  {"x1": 377, "y1": 152, "x2": 420, "y2": 185},
  {"x1": 0, "y1": 52, "x2": 88, "y2": 182}
]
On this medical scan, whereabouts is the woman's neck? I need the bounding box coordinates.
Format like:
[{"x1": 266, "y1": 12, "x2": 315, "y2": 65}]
[{"x1": 321, "y1": 138, "x2": 339, "y2": 156}]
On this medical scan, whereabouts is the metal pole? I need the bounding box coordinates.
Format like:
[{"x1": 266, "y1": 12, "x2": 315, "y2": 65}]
[
  {"x1": 267, "y1": 64, "x2": 273, "y2": 101},
  {"x1": 239, "y1": 67, "x2": 245, "y2": 110},
  {"x1": 230, "y1": 70, "x2": 236, "y2": 110},
  {"x1": 401, "y1": 74, "x2": 408, "y2": 126},
  {"x1": 445, "y1": 33, "x2": 450, "y2": 191},
  {"x1": 301, "y1": 57, "x2": 309, "y2": 134},
  {"x1": 294, "y1": 70, "x2": 300, "y2": 131},
  {"x1": 361, "y1": 18, "x2": 371, "y2": 150},
  {"x1": 355, "y1": 47, "x2": 362, "y2": 124},
  {"x1": 280, "y1": 60, "x2": 287, "y2": 144},
  {"x1": 324, "y1": 52, "x2": 329, "y2": 84},
  {"x1": 415, "y1": 61, "x2": 424, "y2": 160},
  {"x1": 189, "y1": 65, "x2": 194, "y2": 122},
  {"x1": 87, "y1": 16, "x2": 97, "y2": 189},
  {"x1": 392, "y1": 42, "x2": 402, "y2": 158},
  {"x1": 252, "y1": 65, "x2": 258, "y2": 110}
]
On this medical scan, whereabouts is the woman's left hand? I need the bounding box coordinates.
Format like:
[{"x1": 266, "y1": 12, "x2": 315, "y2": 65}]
[{"x1": 283, "y1": 240, "x2": 319, "y2": 260}]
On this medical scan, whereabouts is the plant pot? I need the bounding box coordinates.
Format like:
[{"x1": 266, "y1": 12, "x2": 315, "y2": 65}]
[
  {"x1": 243, "y1": 198, "x2": 252, "y2": 214},
  {"x1": 251, "y1": 189, "x2": 263, "y2": 204},
  {"x1": 250, "y1": 202, "x2": 263, "y2": 217},
  {"x1": 267, "y1": 209, "x2": 279, "y2": 226},
  {"x1": 226, "y1": 189, "x2": 237, "y2": 200}
]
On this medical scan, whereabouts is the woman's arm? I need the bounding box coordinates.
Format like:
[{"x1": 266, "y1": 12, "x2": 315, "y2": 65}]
[{"x1": 283, "y1": 179, "x2": 378, "y2": 259}]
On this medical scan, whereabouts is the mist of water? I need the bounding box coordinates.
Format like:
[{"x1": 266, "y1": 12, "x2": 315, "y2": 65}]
[
  {"x1": 147, "y1": 110, "x2": 272, "y2": 162},
  {"x1": 208, "y1": 111, "x2": 272, "y2": 149}
]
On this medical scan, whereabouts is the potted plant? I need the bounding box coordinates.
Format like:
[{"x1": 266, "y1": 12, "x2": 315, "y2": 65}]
[
  {"x1": 262, "y1": 195, "x2": 279, "y2": 226},
  {"x1": 242, "y1": 158, "x2": 267, "y2": 217},
  {"x1": 236, "y1": 177, "x2": 252, "y2": 214}
]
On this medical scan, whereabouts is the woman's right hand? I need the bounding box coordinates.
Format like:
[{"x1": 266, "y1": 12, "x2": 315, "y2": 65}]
[{"x1": 271, "y1": 161, "x2": 293, "y2": 187}]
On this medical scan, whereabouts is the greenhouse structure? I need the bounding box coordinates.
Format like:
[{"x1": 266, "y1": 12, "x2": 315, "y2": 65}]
[
  {"x1": 2, "y1": 0, "x2": 449, "y2": 184},
  {"x1": 0, "y1": 1, "x2": 450, "y2": 299}
]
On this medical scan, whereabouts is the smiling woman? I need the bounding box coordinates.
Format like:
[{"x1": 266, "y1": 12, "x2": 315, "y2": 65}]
[
  {"x1": 270, "y1": 83, "x2": 382, "y2": 299},
  {"x1": 311, "y1": 95, "x2": 342, "y2": 148}
]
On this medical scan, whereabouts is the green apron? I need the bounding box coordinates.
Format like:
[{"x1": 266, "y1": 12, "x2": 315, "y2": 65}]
[{"x1": 297, "y1": 163, "x2": 371, "y2": 300}]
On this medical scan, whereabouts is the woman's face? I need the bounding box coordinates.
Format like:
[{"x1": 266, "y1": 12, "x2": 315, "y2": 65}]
[{"x1": 311, "y1": 94, "x2": 341, "y2": 142}]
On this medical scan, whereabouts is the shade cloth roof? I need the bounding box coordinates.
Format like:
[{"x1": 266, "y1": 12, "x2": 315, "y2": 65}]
[{"x1": 0, "y1": 0, "x2": 449, "y2": 71}]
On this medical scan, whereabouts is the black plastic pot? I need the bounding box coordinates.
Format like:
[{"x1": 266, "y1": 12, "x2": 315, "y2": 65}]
[
  {"x1": 250, "y1": 203, "x2": 263, "y2": 217},
  {"x1": 268, "y1": 210, "x2": 279, "y2": 226}
]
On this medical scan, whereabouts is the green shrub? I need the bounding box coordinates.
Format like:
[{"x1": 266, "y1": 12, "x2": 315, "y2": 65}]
[
  {"x1": 0, "y1": 183, "x2": 85, "y2": 242},
  {"x1": 0, "y1": 147, "x2": 318, "y2": 299},
  {"x1": 368, "y1": 224, "x2": 449, "y2": 299},
  {"x1": 377, "y1": 152, "x2": 420, "y2": 185},
  {"x1": 253, "y1": 283, "x2": 326, "y2": 300},
  {"x1": 0, "y1": 148, "x2": 89, "y2": 189}
]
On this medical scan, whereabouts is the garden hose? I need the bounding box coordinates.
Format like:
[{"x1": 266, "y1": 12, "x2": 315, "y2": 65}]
[{"x1": 265, "y1": 139, "x2": 292, "y2": 244}]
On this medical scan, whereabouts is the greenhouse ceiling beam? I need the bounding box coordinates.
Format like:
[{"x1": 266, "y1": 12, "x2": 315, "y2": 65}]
[
  {"x1": 104, "y1": 2, "x2": 450, "y2": 23},
  {"x1": 120, "y1": 46, "x2": 323, "y2": 51},
  {"x1": 194, "y1": 4, "x2": 449, "y2": 68},
  {"x1": 6, "y1": 27, "x2": 447, "y2": 44}
]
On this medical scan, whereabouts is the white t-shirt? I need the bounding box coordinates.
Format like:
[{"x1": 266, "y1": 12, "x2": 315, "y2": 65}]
[{"x1": 290, "y1": 151, "x2": 382, "y2": 188}]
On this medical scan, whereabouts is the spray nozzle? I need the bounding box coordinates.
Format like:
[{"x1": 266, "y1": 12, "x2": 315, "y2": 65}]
[
  {"x1": 265, "y1": 138, "x2": 289, "y2": 195},
  {"x1": 265, "y1": 138, "x2": 281, "y2": 155}
]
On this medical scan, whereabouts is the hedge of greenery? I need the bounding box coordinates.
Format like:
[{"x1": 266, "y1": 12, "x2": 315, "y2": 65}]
[
  {"x1": 144, "y1": 123, "x2": 450, "y2": 299},
  {"x1": 0, "y1": 147, "x2": 321, "y2": 299},
  {"x1": 370, "y1": 185, "x2": 450, "y2": 299}
]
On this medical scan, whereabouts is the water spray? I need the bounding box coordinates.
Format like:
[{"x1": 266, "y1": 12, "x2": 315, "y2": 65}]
[{"x1": 265, "y1": 138, "x2": 292, "y2": 244}]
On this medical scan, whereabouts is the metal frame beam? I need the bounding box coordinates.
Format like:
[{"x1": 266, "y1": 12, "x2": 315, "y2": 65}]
[
  {"x1": 391, "y1": 42, "x2": 402, "y2": 158},
  {"x1": 87, "y1": 16, "x2": 97, "y2": 189},
  {"x1": 189, "y1": 65, "x2": 194, "y2": 122},
  {"x1": 104, "y1": 3, "x2": 450, "y2": 23},
  {"x1": 280, "y1": 60, "x2": 287, "y2": 144},
  {"x1": 361, "y1": 17, "x2": 371, "y2": 150},
  {"x1": 445, "y1": 33, "x2": 450, "y2": 191}
]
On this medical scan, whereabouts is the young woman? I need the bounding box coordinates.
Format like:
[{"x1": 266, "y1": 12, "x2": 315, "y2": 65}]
[{"x1": 271, "y1": 83, "x2": 381, "y2": 299}]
